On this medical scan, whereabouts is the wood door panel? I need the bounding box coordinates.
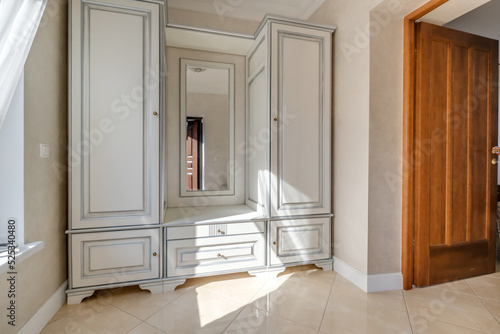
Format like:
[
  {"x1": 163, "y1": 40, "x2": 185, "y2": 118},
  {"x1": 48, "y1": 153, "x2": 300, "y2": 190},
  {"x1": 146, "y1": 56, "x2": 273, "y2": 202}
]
[
  {"x1": 429, "y1": 39, "x2": 448, "y2": 247},
  {"x1": 415, "y1": 22, "x2": 498, "y2": 286},
  {"x1": 429, "y1": 241, "x2": 489, "y2": 284},
  {"x1": 450, "y1": 45, "x2": 469, "y2": 244},
  {"x1": 471, "y1": 49, "x2": 490, "y2": 242}
]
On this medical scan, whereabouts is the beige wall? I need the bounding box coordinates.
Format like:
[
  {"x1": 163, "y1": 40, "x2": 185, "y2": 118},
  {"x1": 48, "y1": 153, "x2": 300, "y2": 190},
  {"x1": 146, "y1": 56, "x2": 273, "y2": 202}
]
[
  {"x1": 310, "y1": 0, "x2": 429, "y2": 276},
  {"x1": 169, "y1": 0, "x2": 420, "y2": 277},
  {"x1": 0, "y1": 0, "x2": 68, "y2": 332}
]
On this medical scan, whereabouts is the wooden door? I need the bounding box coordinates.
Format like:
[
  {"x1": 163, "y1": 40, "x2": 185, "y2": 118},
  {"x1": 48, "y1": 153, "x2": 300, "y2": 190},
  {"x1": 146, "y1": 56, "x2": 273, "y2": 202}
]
[
  {"x1": 414, "y1": 22, "x2": 498, "y2": 286},
  {"x1": 270, "y1": 23, "x2": 332, "y2": 217},
  {"x1": 70, "y1": 0, "x2": 160, "y2": 229},
  {"x1": 186, "y1": 119, "x2": 200, "y2": 190}
]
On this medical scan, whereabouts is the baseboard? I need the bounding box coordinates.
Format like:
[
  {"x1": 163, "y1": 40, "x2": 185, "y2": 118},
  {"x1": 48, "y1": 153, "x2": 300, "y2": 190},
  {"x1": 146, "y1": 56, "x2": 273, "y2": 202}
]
[
  {"x1": 333, "y1": 257, "x2": 402, "y2": 292},
  {"x1": 367, "y1": 272, "x2": 403, "y2": 292},
  {"x1": 19, "y1": 280, "x2": 68, "y2": 334},
  {"x1": 333, "y1": 257, "x2": 369, "y2": 291}
]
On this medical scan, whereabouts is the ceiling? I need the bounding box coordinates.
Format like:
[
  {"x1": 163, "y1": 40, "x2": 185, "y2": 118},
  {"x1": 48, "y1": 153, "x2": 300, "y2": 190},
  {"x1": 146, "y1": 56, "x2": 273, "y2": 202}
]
[
  {"x1": 167, "y1": 0, "x2": 325, "y2": 22},
  {"x1": 418, "y1": 0, "x2": 490, "y2": 26}
]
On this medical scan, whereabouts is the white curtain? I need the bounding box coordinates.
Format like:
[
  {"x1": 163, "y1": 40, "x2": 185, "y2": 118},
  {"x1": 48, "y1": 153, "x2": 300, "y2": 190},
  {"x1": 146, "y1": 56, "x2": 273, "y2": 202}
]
[{"x1": 0, "y1": 0, "x2": 47, "y2": 132}]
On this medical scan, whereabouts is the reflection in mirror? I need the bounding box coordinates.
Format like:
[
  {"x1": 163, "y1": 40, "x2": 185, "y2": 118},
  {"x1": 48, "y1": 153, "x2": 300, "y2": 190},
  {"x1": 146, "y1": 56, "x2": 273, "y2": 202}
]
[{"x1": 180, "y1": 59, "x2": 235, "y2": 196}]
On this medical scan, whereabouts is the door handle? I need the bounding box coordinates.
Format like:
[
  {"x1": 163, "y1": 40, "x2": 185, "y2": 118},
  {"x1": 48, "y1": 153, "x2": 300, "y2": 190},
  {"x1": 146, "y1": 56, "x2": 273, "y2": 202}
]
[
  {"x1": 493, "y1": 158, "x2": 498, "y2": 165},
  {"x1": 492, "y1": 146, "x2": 500, "y2": 154}
]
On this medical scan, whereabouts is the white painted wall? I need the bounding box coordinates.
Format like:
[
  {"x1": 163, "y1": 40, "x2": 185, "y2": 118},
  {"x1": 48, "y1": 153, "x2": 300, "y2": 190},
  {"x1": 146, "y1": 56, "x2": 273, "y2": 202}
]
[{"x1": 0, "y1": 75, "x2": 24, "y2": 245}]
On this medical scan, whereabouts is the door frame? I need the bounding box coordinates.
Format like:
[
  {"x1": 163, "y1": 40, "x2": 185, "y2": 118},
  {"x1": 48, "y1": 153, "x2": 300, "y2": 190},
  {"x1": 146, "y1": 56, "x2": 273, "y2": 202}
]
[{"x1": 402, "y1": 0, "x2": 449, "y2": 290}]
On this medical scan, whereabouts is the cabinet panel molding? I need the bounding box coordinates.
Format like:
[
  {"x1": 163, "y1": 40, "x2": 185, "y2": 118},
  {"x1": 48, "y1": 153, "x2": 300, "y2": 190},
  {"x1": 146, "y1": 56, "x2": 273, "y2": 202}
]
[
  {"x1": 270, "y1": 23, "x2": 332, "y2": 217},
  {"x1": 167, "y1": 221, "x2": 265, "y2": 240},
  {"x1": 70, "y1": 0, "x2": 161, "y2": 229},
  {"x1": 270, "y1": 217, "x2": 330, "y2": 265},
  {"x1": 71, "y1": 229, "x2": 160, "y2": 288},
  {"x1": 167, "y1": 233, "x2": 266, "y2": 277}
]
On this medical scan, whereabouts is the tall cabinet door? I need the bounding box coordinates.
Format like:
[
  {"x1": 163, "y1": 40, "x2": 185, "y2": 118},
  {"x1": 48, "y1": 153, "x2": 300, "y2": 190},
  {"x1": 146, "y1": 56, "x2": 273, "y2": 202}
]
[
  {"x1": 246, "y1": 28, "x2": 270, "y2": 215},
  {"x1": 270, "y1": 23, "x2": 332, "y2": 217},
  {"x1": 70, "y1": 0, "x2": 161, "y2": 229}
]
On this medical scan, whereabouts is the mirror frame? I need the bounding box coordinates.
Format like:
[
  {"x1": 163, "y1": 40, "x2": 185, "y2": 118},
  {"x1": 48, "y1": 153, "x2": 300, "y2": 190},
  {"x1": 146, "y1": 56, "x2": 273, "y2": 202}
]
[{"x1": 179, "y1": 58, "x2": 235, "y2": 197}]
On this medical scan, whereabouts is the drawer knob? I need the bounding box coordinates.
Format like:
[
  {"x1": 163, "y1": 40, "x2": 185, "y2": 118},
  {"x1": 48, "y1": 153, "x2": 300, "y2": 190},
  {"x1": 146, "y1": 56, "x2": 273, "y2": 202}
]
[
  {"x1": 217, "y1": 229, "x2": 225, "y2": 235},
  {"x1": 273, "y1": 241, "x2": 276, "y2": 246},
  {"x1": 153, "y1": 252, "x2": 157, "y2": 257},
  {"x1": 217, "y1": 253, "x2": 227, "y2": 259}
]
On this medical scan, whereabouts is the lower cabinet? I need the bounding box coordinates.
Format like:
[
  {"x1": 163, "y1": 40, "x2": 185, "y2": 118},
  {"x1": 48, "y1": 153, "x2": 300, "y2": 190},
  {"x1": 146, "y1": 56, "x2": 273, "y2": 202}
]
[
  {"x1": 270, "y1": 217, "x2": 330, "y2": 265},
  {"x1": 71, "y1": 229, "x2": 160, "y2": 288},
  {"x1": 167, "y1": 233, "x2": 265, "y2": 277}
]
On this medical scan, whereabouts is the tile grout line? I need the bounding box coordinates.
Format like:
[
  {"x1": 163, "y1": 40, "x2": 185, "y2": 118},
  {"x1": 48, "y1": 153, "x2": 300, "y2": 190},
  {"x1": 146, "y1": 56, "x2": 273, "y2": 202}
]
[
  {"x1": 330, "y1": 286, "x2": 411, "y2": 313},
  {"x1": 216, "y1": 276, "x2": 283, "y2": 333},
  {"x1": 195, "y1": 279, "x2": 269, "y2": 306},
  {"x1": 225, "y1": 271, "x2": 336, "y2": 332},
  {"x1": 95, "y1": 293, "x2": 145, "y2": 325},
  {"x1": 316, "y1": 271, "x2": 337, "y2": 333},
  {"x1": 408, "y1": 282, "x2": 492, "y2": 334},
  {"x1": 219, "y1": 302, "x2": 250, "y2": 333},
  {"x1": 97, "y1": 286, "x2": 192, "y2": 327},
  {"x1": 402, "y1": 290, "x2": 415, "y2": 334},
  {"x1": 474, "y1": 291, "x2": 500, "y2": 325}
]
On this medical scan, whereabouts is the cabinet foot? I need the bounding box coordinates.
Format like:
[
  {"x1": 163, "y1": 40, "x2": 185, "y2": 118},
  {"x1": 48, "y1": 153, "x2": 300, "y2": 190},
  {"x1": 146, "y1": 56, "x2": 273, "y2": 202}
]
[
  {"x1": 139, "y1": 282, "x2": 164, "y2": 294},
  {"x1": 314, "y1": 259, "x2": 334, "y2": 271},
  {"x1": 67, "y1": 290, "x2": 95, "y2": 305},
  {"x1": 162, "y1": 279, "x2": 187, "y2": 292},
  {"x1": 248, "y1": 267, "x2": 285, "y2": 279}
]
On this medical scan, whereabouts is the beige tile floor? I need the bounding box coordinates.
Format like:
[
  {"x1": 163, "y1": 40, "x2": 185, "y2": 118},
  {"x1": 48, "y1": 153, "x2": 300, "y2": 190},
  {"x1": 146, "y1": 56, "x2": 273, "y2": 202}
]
[{"x1": 42, "y1": 262, "x2": 500, "y2": 334}]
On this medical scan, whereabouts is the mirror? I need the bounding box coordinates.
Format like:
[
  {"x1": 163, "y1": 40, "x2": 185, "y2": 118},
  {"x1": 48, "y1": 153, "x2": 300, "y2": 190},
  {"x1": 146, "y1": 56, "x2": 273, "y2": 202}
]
[{"x1": 179, "y1": 59, "x2": 235, "y2": 196}]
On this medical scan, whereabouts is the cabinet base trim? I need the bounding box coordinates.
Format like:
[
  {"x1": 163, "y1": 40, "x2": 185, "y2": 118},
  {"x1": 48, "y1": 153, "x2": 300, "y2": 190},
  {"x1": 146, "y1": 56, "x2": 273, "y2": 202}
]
[
  {"x1": 314, "y1": 259, "x2": 333, "y2": 271},
  {"x1": 333, "y1": 257, "x2": 403, "y2": 292},
  {"x1": 139, "y1": 282, "x2": 164, "y2": 294},
  {"x1": 248, "y1": 267, "x2": 285, "y2": 279},
  {"x1": 162, "y1": 279, "x2": 187, "y2": 292},
  {"x1": 66, "y1": 289, "x2": 95, "y2": 305}
]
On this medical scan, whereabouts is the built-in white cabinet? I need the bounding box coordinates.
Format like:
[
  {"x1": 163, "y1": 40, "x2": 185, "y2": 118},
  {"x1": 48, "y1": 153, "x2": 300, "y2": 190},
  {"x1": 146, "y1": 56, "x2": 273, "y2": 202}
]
[
  {"x1": 246, "y1": 19, "x2": 332, "y2": 218},
  {"x1": 67, "y1": 0, "x2": 165, "y2": 304},
  {"x1": 68, "y1": 9, "x2": 335, "y2": 305},
  {"x1": 71, "y1": 229, "x2": 160, "y2": 288},
  {"x1": 69, "y1": 0, "x2": 161, "y2": 229},
  {"x1": 167, "y1": 232, "x2": 266, "y2": 277},
  {"x1": 270, "y1": 218, "x2": 331, "y2": 265}
]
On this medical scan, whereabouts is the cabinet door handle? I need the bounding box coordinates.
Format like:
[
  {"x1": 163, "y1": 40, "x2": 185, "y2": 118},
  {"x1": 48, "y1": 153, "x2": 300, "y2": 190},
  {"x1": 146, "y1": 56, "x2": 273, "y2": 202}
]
[
  {"x1": 153, "y1": 111, "x2": 158, "y2": 116},
  {"x1": 273, "y1": 241, "x2": 277, "y2": 246},
  {"x1": 153, "y1": 252, "x2": 157, "y2": 257}
]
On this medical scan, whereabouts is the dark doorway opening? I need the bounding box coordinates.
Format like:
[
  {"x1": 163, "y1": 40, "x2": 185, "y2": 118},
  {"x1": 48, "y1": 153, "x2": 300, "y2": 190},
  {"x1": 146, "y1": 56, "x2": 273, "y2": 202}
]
[{"x1": 186, "y1": 117, "x2": 203, "y2": 191}]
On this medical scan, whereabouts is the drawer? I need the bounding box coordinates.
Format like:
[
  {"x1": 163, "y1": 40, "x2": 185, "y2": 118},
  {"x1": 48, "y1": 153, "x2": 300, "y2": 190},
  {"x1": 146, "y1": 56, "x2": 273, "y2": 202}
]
[
  {"x1": 167, "y1": 233, "x2": 265, "y2": 277},
  {"x1": 71, "y1": 229, "x2": 160, "y2": 288},
  {"x1": 270, "y1": 217, "x2": 330, "y2": 265},
  {"x1": 166, "y1": 221, "x2": 265, "y2": 240}
]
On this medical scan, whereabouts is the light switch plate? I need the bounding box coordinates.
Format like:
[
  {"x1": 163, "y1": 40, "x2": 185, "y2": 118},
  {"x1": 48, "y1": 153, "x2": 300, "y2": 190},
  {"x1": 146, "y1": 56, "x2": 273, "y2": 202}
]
[{"x1": 40, "y1": 144, "x2": 49, "y2": 158}]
